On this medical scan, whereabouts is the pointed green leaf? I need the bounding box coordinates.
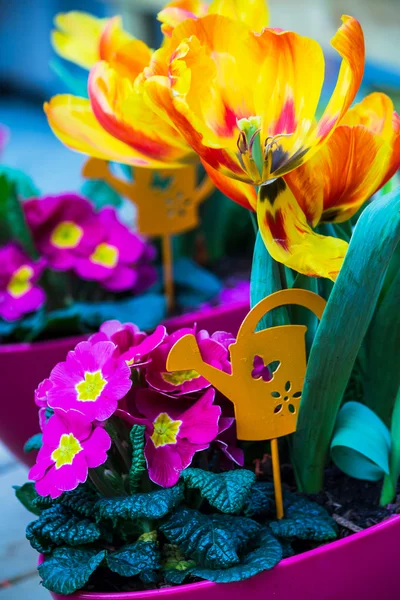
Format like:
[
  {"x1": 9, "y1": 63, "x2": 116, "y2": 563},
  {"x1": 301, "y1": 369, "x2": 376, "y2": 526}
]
[
  {"x1": 14, "y1": 482, "x2": 42, "y2": 516},
  {"x1": 173, "y1": 258, "x2": 222, "y2": 307},
  {"x1": 250, "y1": 231, "x2": 288, "y2": 329},
  {"x1": 49, "y1": 57, "x2": 88, "y2": 97},
  {"x1": 107, "y1": 539, "x2": 160, "y2": 577},
  {"x1": 270, "y1": 494, "x2": 337, "y2": 542},
  {"x1": 193, "y1": 528, "x2": 282, "y2": 583},
  {"x1": 161, "y1": 507, "x2": 260, "y2": 569},
  {"x1": 243, "y1": 481, "x2": 275, "y2": 518},
  {"x1": 129, "y1": 425, "x2": 146, "y2": 494},
  {"x1": 23, "y1": 433, "x2": 43, "y2": 453},
  {"x1": 381, "y1": 388, "x2": 400, "y2": 505},
  {"x1": 27, "y1": 505, "x2": 105, "y2": 553},
  {"x1": 331, "y1": 401, "x2": 391, "y2": 482},
  {"x1": 181, "y1": 468, "x2": 255, "y2": 514},
  {"x1": 95, "y1": 483, "x2": 184, "y2": 525},
  {"x1": 0, "y1": 165, "x2": 39, "y2": 199},
  {"x1": 0, "y1": 174, "x2": 37, "y2": 255},
  {"x1": 292, "y1": 187, "x2": 400, "y2": 493},
  {"x1": 39, "y1": 547, "x2": 106, "y2": 595}
]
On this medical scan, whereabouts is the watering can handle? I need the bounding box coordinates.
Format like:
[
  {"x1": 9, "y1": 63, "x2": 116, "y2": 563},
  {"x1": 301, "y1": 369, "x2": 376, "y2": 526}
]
[{"x1": 237, "y1": 288, "x2": 326, "y2": 340}]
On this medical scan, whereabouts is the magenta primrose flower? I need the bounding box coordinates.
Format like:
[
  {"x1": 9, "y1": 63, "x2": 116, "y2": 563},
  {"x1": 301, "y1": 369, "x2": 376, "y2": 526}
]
[
  {"x1": 90, "y1": 320, "x2": 166, "y2": 366},
  {"x1": 29, "y1": 411, "x2": 111, "y2": 498},
  {"x1": 24, "y1": 194, "x2": 102, "y2": 271},
  {"x1": 215, "y1": 417, "x2": 244, "y2": 467},
  {"x1": 145, "y1": 328, "x2": 234, "y2": 395},
  {"x1": 74, "y1": 207, "x2": 154, "y2": 292},
  {"x1": 0, "y1": 243, "x2": 45, "y2": 322},
  {"x1": 130, "y1": 388, "x2": 221, "y2": 488},
  {"x1": 47, "y1": 340, "x2": 132, "y2": 421}
]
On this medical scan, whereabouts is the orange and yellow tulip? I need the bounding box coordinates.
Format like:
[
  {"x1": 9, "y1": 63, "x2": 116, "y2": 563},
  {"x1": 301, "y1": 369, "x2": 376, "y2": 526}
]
[{"x1": 46, "y1": 12, "x2": 196, "y2": 169}]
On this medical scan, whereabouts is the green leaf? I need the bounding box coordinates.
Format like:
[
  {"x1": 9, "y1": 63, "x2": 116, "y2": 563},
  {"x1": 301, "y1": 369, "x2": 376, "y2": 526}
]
[
  {"x1": 26, "y1": 505, "x2": 105, "y2": 553},
  {"x1": 23, "y1": 433, "x2": 43, "y2": 453},
  {"x1": 364, "y1": 266, "x2": 400, "y2": 426},
  {"x1": 182, "y1": 468, "x2": 255, "y2": 514},
  {"x1": 173, "y1": 258, "x2": 222, "y2": 308},
  {"x1": 381, "y1": 388, "x2": 400, "y2": 505},
  {"x1": 81, "y1": 178, "x2": 123, "y2": 209},
  {"x1": 107, "y1": 539, "x2": 160, "y2": 577},
  {"x1": 0, "y1": 165, "x2": 40, "y2": 199},
  {"x1": 95, "y1": 483, "x2": 184, "y2": 525},
  {"x1": 14, "y1": 482, "x2": 41, "y2": 516},
  {"x1": 58, "y1": 487, "x2": 100, "y2": 517},
  {"x1": 76, "y1": 294, "x2": 166, "y2": 332},
  {"x1": 49, "y1": 57, "x2": 88, "y2": 97},
  {"x1": 160, "y1": 507, "x2": 260, "y2": 569},
  {"x1": 129, "y1": 425, "x2": 146, "y2": 494},
  {"x1": 38, "y1": 547, "x2": 106, "y2": 595},
  {"x1": 243, "y1": 481, "x2": 275, "y2": 518},
  {"x1": 0, "y1": 174, "x2": 37, "y2": 256},
  {"x1": 291, "y1": 187, "x2": 400, "y2": 493},
  {"x1": 250, "y1": 231, "x2": 289, "y2": 329},
  {"x1": 270, "y1": 494, "x2": 337, "y2": 542},
  {"x1": 162, "y1": 544, "x2": 195, "y2": 584},
  {"x1": 193, "y1": 528, "x2": 282, "y2": 583},
  {"x1": 331, "y1": 401, "x2": 391, "y2": 482}
]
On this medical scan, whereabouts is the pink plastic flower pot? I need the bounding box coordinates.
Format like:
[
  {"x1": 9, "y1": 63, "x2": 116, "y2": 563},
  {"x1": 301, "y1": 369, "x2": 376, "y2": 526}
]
[
  {"x1": 43, "y1": 515, "x2": 400, "y2": 600},
  {"x1": 0, "y1": 301, "x2": 249, "y2": 466}
]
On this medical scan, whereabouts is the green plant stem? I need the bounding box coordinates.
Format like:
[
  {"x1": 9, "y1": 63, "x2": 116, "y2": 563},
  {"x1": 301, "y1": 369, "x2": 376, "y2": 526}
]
[
  {"x1": 89, "y1": 469, "x2": 116, "y2": 498},
  {"x1": 380, "y1": 388, "x2": 400, "y2": 505},
  {"x1": 291, "y1": 188, "x2": 400, "y2": 493}
]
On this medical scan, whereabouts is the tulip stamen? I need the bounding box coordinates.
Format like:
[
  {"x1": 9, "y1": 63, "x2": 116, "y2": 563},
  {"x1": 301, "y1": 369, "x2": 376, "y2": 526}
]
[{"x1": 262, "y1": 134, "x2": 293, "y2": 180}]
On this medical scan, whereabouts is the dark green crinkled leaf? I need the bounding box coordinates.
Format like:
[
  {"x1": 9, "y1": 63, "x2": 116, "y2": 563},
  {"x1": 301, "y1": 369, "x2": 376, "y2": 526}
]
[
  {"x1": 129, "y1": 425, "x2": 146, "y2": 494},
  {"x1": 81, "y1": 178, "x2": 123, "y2": 209},
  {"x1": 182, "y1": 468, "x2": 255, "y2": 514},
  {"x1": 14, "y1": 482, "x2": 42, "y2": 516},
  {"x1": 107, "y1": 540, "x2": 160, "y2": 577},
  {"x1": 96, "y1": 483, "x2": 184, "y2": 525},
  {"x1": 58, "y1": 487, "x2": 100, "y2": 517},
  {"x1": 270, "y1": 494, "x2": 337, "y2": 542},
  {"x1": 39, "y1": 547, "x2": 107, "y2": 595},
  {"x1": 243, "y1": 481, "x2": 275, "y2": 518},
  {"x1": 193, "y1": 528, "x2": 282, "y2": 583},
  {"x1": 160, "y1": 507, "x2": 260, "y2": 569},
  {"x1": 27, "y1": 505, "x2": 106, "y2": 553},
  {"x1": 23, "y1": 433, "x2": 43, "y2": 453}
]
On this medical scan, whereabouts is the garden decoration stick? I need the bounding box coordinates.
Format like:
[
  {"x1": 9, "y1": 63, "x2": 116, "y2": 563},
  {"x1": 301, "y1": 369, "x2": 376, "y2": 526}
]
[
  {"x1": 167, "y1": 288, "x2": 326, "y2": 519},
  {"x1": 82, "y1": 158, "x2": 214, "y2": 312}
]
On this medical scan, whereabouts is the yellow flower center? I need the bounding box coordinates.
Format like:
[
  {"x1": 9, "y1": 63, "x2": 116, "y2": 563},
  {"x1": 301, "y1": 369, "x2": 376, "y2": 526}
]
[
  {"x1": 7, "y1": 265, "x2": 34, "y2": 298},
  {"x1": 151, "y1": 413, "x2": 182, "y2": 448},
  {"x1": 50, "y1": 221, "x2": 84, "y2": 249},
  {"x1": 75, "y1": 370, "x2": 107, "y2": 402},
  {"x1": 51, "y1": 433, "x2": 83, "y2": 469},
  {"x1": 162, "y1": 369, "x2": 200, "y2": 386},
  {"x1": 90, "y1": 243, "x2": 119, "y2": 268}
]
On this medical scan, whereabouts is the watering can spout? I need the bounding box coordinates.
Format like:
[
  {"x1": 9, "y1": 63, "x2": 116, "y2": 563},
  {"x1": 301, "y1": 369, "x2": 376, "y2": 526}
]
[{"x1": 167, "y1": 334, "x2": 233, "y2": 398}]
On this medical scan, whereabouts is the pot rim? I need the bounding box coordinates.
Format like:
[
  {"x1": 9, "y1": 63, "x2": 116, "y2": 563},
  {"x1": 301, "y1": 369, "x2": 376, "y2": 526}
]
[{"x1": 39, "y1": 515, "x2": 400, "y2": 599}]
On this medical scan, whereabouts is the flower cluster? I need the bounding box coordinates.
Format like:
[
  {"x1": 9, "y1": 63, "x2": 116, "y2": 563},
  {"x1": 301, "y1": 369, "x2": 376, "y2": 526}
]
[
  {"x1": 29, "y1": 319, "x2": 241, "y2": 496},
  {"x1": 24, "y1": 194, "x2": 156, "y2": 292}
]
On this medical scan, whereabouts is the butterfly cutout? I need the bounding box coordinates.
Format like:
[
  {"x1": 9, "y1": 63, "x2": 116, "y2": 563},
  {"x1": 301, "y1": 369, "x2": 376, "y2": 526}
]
[{"x1": 251, "y1": 356, "x2": 280, "y2": 382}]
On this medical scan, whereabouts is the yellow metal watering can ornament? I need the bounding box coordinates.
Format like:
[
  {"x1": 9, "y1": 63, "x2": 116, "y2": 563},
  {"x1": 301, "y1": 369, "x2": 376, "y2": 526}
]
[
  {"x1": 167, "y1": 288, "x2": 326, "y2": 519},
  {"x1": 82, "y1": 158, "x2": 214, "y2": 312}
]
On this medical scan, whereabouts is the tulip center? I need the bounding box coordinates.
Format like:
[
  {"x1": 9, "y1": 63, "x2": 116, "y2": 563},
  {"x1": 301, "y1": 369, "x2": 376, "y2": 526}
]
[
  {"x1": 76, "y1": 370, "x2": 107, "y2": 402},
  {"x1": 151, "y1": 413, "x2": 182, "y2": 447},
  {"x1": 7, "y1": 265, "x2": 34, "y2": 298},
  {"x1": 90, "y1": 243, "x2": 119, "y2": 268},
  {"x1": 51, "y1": 433, "x2": 83, "y2": 469},
  {"x1": 162, "y1": 369, "x2": 200, "y2": 386},
  {"x1": 51, "y1": 221, "x2": 84, "y2": 249}
]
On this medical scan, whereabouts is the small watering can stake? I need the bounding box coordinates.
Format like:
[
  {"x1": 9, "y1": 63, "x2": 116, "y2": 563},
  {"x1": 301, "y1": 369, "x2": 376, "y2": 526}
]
[
  {"x1": 82, "y1": 158, "x2": 214, "y2": 311},
  {"x1": 167, "y1": 288, "x2": 326, "y2": 519}
]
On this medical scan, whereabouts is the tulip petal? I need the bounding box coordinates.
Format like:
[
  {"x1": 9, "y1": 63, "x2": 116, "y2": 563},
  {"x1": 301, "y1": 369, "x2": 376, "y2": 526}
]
[
  {"x1": 99, "y1": 16, "x2": 133, "y2": 63},
  {"x1": 88, "y1": 62, "x2": 194, "y2": 164},
  {"x1": 44, "y1": 95, "x2": 185, "y2": 168},
  {"x1": 201, "y1": 160, "x2": 257, "y2": 210},
  {"x1": 257, "y1": 178, "x2": 348, "y2": 280},
  {"x1": 52, "y1": 11, "x2": 108, "y2": 69},
  {"x1": 158, "y1": 0, "x2": 208, "y2": 37},
  {"x1": 285, "y1": 125, "x2": 392, "y2": 226},
  {"x1": 208, "y1": 0, "x2": 269, "y2": 31}
]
